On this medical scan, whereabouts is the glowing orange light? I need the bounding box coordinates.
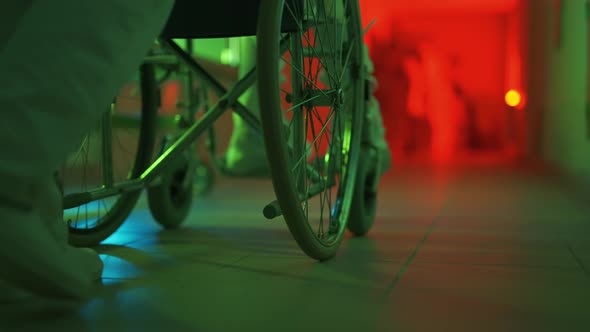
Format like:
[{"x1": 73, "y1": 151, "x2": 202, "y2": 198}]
[{"x1": 505, "y1": 89, "x2": 522, "y2": 107}]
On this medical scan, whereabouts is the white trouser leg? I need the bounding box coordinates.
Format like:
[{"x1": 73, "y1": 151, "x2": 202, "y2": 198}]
[
  {"x1": 0, "y1": 0, "x2": 174, "y2": 302},
  {"x1": 0, "y1": 0, "x2": 175, "y2": 180}
]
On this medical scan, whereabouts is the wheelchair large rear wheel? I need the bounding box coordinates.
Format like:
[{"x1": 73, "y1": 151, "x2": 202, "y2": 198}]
[
  {"x1": 62, "y1": 63, "x2": 158, "y2": 246},
  {"x1": 257, "y1": 0, "x2": 365, "y2": 260}
]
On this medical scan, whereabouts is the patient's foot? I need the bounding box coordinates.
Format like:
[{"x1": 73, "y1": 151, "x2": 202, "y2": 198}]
[{"x1": 365, "y1": 96, "x2": 392, "y2": 176}]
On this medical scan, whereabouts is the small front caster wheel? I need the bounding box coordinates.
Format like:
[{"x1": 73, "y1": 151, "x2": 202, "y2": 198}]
[
  {"x1": 147, "y1": 152, "x2": 194, "y2": 229},
  {"x1": 347, "y1": 147, "x2": 379, "y2": 236}
]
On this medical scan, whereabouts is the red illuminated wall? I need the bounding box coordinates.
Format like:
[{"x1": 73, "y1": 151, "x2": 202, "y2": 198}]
[
  {"x1": 401, "y1": 15, "x2": 507, "y2": 144},
  {"x1": 359, "y1": 0, "x2": 525, "y2": 161}
]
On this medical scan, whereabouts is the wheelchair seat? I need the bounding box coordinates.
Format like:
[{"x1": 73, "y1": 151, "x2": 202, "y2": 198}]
[{"x1": 160, "y1": 0, "x2": 300, "y2": 39}]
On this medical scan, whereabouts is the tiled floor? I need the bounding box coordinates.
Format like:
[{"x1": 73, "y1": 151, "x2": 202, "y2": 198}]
[{"x1": 3, "y1": 161, "x2": 590, "y2": 331}]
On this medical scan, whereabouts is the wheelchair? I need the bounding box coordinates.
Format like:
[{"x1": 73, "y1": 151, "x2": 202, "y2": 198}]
[{"x1": 59, "y1": 0, "x2": 381, "y2": 261}]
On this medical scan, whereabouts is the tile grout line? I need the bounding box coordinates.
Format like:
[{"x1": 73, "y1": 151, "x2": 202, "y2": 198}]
[
  {"x1": 567, "y1": 245, "x2": 590, "y2": 281},
  {"x1": 381, "y1": 217, "x2": 440, "y2": 297},
  {"x1": 380, "y1": 171, "x2": 465, "y2": 303},
  {"x1": 380, "y1": 182, "x2": 457, "y2": 299},
  {"x1": 216, "y1": 253, "x2": 252, "y2": 271}
]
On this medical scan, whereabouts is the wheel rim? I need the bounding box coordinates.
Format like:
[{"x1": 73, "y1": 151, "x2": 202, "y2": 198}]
[
  {"x1": 61, "y1": 105, "x2": 144, "y2": 232},
  {"x1": 63, "y1": 64, "x2": 157, "y2": 240}
]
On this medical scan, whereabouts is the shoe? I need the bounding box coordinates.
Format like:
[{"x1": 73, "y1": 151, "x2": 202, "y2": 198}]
[
  {"x1": 364, "y1": 93, "x2": 392, "y2": 176},
  {"x1": 376, "y1": 145, "x2": 392, "y2": 176},
  {"x1": 0, "y1": 175, "x2": 103, "y2": 302},
  {"x1": 222, "y1": 127, "x2": 271, "y2": 177},
  {"x1": 219, "y1": 153, "x2": 270, "y2": 178},
  {"x1": 223, "y1": 128, "x2": 316, "y2": 178}
]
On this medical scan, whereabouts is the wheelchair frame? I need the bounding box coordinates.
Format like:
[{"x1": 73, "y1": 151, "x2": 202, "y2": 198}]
[
  {"x1": 64, "y1": 35, "x2": 289, "y2": 219},
  {"x1": 63, "y1": 0, "x2": 378, "y2": 260}
]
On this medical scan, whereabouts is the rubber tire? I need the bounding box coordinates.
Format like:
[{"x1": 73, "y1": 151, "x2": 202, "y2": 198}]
[{"x1": 256, "y1": 0, "x2": 365, "y2": 260}]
